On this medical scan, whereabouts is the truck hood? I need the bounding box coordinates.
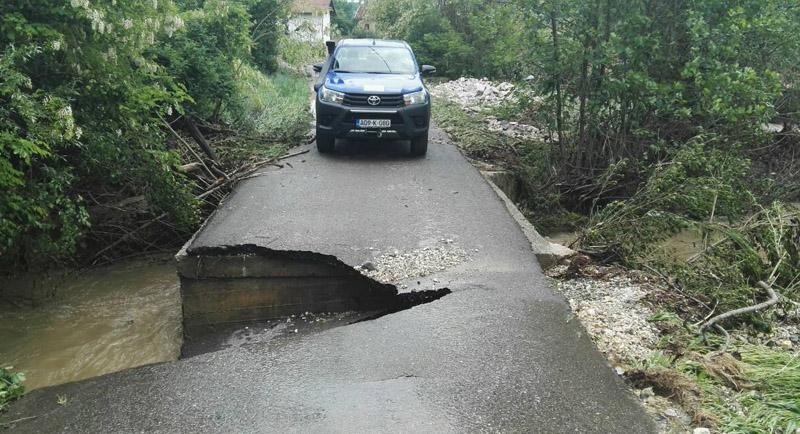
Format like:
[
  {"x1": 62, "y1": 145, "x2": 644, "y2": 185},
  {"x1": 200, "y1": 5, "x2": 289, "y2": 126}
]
[{"x1": 324, "y1": 71, "x2": 423, "y2": 95}]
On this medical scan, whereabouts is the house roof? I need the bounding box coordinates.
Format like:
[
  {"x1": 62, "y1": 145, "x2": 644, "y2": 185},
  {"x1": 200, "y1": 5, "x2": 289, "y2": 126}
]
[
  {"x1": 355, "y1": 2, "x2": 367, "y2": 20},
  {"x1": 292, "y1": 0, "x2": 334, "y2": 13}
]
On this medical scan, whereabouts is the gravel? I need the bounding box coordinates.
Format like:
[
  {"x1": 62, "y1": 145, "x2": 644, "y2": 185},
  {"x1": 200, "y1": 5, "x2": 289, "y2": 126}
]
[
  {"x1": 546, "y1": 264, "x2": 696, "y2": 433},
  {"x1": 356, "y1": 241, "x2": 469, "y2": 284},
  {"x1": 547, "y1": 265, "x2": 660, "y2": 363}
]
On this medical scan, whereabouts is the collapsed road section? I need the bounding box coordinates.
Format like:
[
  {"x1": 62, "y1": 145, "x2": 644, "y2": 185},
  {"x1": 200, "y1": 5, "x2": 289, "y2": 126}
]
[
  {"x1": 176, "y1": 244, "x2": 396, "y2": 330},
  {"x1": 176, "y1": 243, "x2": 450, "y2": 348}
]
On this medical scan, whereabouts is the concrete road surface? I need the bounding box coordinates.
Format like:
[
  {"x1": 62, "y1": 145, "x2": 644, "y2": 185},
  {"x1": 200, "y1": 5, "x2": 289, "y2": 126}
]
[{"x1": 6, "y1": 126, "x2": 655, "y2": 433}]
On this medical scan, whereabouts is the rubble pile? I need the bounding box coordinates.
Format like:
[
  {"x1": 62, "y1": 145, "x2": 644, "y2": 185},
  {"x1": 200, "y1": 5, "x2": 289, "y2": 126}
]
[
  {"x1": 429, "y1": 77, "x2": 516, "y2": 110},
  {"x1": 485, "y1": 116, "x2": 546, "y2": 141},
  {"x1": 431, "y1": 77, "x2": 547, "y2": 142}
]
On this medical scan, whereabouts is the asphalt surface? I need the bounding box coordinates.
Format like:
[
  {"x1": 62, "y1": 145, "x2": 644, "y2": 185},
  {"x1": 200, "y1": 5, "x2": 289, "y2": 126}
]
[{"x1": 6, "y1": 127, "x2": 655, "y2": 433}]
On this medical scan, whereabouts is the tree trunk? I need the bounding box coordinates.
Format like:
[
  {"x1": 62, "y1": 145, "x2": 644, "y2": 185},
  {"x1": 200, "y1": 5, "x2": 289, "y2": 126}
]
[
  {"x1": 550, "y1": 6, "x2": 564, "y2": 158},
  {"x1": 186, "y1": 117, "x2": 218, "y2": 162}
]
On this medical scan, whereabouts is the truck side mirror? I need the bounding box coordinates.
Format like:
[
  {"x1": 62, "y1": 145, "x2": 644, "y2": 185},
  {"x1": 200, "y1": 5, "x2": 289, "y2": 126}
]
[
  {"x1": 312, "y1": 62, "x2": 323, "y2": 73},
  {"x1": 421, "y1": 65, "x2": 436, "y2": 75}
]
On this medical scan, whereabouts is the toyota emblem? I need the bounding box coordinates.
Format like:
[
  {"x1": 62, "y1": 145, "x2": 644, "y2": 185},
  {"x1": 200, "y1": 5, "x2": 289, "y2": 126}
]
[{"x1": 367, "y1": 95, "x2": 381, "y2": 106}]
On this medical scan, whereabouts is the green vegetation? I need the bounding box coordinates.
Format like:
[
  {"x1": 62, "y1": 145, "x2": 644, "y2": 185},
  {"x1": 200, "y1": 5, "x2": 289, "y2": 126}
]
[
  {"x1": 0, "y1": 367, "x2": 25, "y2": 411},
  {"x1": 331, "y1": 0, "x2": 359, "y2": 37},
  {"x1": 0, "y1": 0, "x2": 311, "y2": 271},
  {"x1": 277, "y1": 33, "x2": 326, "y2": 70},
  {"x1": 383, "y1": 0, "x2": 800, "y2": 429}
]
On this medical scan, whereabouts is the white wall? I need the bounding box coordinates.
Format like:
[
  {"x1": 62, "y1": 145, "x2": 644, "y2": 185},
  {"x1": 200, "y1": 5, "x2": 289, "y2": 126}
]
[{"x1": 288, "y1": 11, "x2": 331, "y2": 42}]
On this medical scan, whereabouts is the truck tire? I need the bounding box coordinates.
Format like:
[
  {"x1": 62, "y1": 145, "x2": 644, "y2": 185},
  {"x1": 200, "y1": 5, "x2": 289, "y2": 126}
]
[
  {"x1": 316, "y1": 131, "x2": 335, "y2": 153},
  {"x1": 410, "y1": 134, "x2": 428, "y2": 156}
]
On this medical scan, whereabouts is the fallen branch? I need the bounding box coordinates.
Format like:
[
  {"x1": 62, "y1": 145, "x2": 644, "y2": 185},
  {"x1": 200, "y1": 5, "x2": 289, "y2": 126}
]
[
  {"x1": 186, "y1": 116, "x2": 218, "y2": 162},
  {"x1": 700, "y1": 280, "x2": 781, "y2": 335},
  {"x1": 178, "y1": 162, "x2": 203, "y2": 174},
  {"x1": 90, "y1": 212, "x2": 169, "y2": 263},
  {"x1": 0, "y1": 415, "x2": 38, "y2": 427},
  {"x1": 278, "y1": 149, "x2": 309, "y2": 161},
  {"x1": 160, "y1": 116, "x2": 216, "y2": 179}
]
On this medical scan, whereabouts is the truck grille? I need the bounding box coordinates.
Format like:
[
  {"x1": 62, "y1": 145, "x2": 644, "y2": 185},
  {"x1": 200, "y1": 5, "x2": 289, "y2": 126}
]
[{"x1": 343, "y1": 93, "x2": 404, "y2": 107}]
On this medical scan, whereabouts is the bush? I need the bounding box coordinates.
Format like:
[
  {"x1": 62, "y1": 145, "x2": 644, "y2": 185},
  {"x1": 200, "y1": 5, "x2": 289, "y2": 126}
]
[
  {"x1": 0, "y1": 0, "x2": 288, "y2": 269},
  {"x1": 248, "y1": 0, "x2": 285, "y2": 73},
  {"x1": 157, "y1": 1, "x2": 252, "y2": 119},
  {"x1": 0, "y1": 366, "x2": 25, "y2": 411},
  {"x1": 582, "y1": 137, "x2": 755, "y2": 262},
  {"x1": 0, "y1": 46, "x2": 89, "y2": 265}
]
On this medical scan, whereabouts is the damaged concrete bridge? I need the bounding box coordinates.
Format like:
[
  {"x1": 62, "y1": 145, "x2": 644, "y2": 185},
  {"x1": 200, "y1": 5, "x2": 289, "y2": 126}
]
[{"x1": 8, "y1": 126, "x2": 655, "y2": 432}]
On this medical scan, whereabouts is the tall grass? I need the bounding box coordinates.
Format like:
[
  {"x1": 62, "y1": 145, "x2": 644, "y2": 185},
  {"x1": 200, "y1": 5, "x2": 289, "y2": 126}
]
[
  {"x1": 226, "y1": 61, "x2": 312, "y2": 143},
  {"x1": 723, "y1": 346, "x2": 799, "y2": 433}
]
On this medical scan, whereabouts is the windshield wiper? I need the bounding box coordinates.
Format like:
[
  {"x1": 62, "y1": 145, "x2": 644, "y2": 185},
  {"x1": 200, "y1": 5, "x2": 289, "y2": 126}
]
[{"x1": 369, "y1": 47, "x2": 394, "y2": 74}]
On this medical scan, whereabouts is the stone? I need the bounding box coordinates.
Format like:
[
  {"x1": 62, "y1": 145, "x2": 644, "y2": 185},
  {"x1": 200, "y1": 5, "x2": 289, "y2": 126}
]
[
  {"x1": 639, "y1": 387, "x2": 654, "y2": 399},
  {"x1": 693, "y1": 428, "x2": 711, "y2": 434},
  {"x1": 663, "y1": 408, "x2": 678, "y2": 418},
  {"x1": 361, "y1": 261, "x2": 377, "y2": 271}
]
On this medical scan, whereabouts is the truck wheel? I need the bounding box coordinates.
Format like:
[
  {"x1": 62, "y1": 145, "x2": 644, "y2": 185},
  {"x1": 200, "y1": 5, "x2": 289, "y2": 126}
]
[
  {"x1": 316, "y1": 131, "x2": 335, "y2": 153},
  {"x1": 410, "y1": 134, "x2": 428, "y2": 156}
]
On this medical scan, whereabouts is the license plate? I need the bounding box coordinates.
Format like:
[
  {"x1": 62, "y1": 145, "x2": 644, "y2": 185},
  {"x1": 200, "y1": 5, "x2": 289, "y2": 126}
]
[{"x1": 356, "y1": 119, "x2": 391, "y2": 128}]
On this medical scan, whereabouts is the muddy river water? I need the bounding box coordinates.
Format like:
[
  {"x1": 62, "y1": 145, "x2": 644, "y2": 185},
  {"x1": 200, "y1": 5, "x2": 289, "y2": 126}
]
[{"x1": 0, "y1": 257, "x2": 182, "y2": 391}]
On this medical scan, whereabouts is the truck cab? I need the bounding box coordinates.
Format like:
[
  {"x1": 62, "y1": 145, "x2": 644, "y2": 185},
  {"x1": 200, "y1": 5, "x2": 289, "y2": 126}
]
[{"x1": 313, "y1": 39, "x2": 436, "y2": 156}]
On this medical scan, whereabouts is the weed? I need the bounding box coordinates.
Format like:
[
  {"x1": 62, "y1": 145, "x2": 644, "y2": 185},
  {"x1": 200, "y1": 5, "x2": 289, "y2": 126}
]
[
  {"x1": 224, "y1": 62, "x2": 312, "y2": 143},
  {"x1": 0, "y1": 367, "x2": 25, "y2": 411}
]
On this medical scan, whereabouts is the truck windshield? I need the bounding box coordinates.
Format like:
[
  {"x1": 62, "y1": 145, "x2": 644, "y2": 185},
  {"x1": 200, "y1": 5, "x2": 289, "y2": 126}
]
[{"x1": 332, "y1": 46, "x2": 417, "y2": 74}]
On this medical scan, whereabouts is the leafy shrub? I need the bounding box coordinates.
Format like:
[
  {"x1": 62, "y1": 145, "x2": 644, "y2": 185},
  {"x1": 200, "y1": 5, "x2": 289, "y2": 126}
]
[
  {"x1": 157, "y1": 1, "x2": 252, "y2": 118},
  {"x1": 0, "y1": 366, "x2": 25, "y2": 411},
  {"x1": 248, "y1": 0, "x2": 285, "y2": 73},
  {"x1": 0, "y1": 0, "x2": 200, "y2": 269},
  {"x1": 0, "y1": 46, "x2": 89, "y2": 264}
]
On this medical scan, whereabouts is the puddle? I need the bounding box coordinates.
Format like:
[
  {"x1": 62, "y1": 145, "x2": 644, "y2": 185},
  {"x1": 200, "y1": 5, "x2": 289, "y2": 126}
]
[
  {"x1": 181, "y1": 311, "x2": 377, "y2": 358},
  {"x1": 182, "y1": 288, "x2": 451, "y2": 357}
]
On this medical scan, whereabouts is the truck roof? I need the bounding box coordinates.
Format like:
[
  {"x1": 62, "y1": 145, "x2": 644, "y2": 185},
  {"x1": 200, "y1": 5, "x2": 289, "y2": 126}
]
[{"x1": 336, "y1": 39, "x2": 410, "y2": 49}]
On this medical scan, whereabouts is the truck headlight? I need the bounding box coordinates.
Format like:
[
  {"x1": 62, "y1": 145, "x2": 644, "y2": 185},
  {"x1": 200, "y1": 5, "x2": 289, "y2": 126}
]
[
  {"x1": 319, "y1": 86, "x2": 344, "y2": 104},
  {"x1": 404, "y1": 89, "x2": 428, "y2": 106}
]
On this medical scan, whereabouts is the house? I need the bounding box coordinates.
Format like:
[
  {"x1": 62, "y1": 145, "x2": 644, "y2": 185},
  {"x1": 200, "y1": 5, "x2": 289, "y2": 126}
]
[
  {"x1": 288, "y1": 0, "x2": 336, "y2": 42},
  {"x1": 354, "y1": 0, "x2": 376, "y2": 34}
]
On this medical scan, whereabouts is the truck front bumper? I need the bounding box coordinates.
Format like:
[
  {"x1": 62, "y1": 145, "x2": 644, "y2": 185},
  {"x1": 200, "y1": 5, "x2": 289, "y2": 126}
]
[{"x1": 316, "y1": 99, "x2": 431, "y2": 139}]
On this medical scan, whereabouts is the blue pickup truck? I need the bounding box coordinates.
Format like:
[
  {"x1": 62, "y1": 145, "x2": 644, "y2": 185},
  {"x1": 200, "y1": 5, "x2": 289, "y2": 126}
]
[{"x1": 313, "y1": 39, "x2": 436, "y2": 156}]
